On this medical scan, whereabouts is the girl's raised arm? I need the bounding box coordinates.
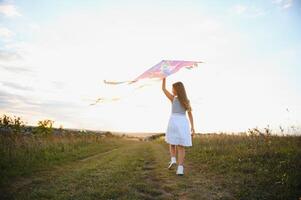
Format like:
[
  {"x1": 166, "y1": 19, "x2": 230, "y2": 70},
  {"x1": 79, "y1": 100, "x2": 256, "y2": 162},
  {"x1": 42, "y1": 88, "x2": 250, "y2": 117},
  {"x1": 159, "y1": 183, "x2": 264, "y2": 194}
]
[{"x1": 162, "y1": 78, "x2": 174, "y2": 102}]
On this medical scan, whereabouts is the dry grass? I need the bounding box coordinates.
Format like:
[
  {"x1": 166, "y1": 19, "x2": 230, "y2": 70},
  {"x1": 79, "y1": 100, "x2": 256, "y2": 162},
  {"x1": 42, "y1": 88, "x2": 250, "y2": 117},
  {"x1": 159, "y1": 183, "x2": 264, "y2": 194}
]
[
  {"x1": 155, "y1": 133, "x2": 301, "y2": 199},
  {"x1": 0, "y1": 132, "x2": 126, "y2": 188}
]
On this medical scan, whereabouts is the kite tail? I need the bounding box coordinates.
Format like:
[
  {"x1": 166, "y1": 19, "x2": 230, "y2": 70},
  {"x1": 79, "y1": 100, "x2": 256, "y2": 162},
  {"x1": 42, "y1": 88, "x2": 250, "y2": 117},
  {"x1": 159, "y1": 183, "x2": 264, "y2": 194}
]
[
  {"x1": 89, "y1": 97, "x2": 121, "y2": 105},
  {"x1": 103, "y1": 80, "x2": 135, "y2": 85}
]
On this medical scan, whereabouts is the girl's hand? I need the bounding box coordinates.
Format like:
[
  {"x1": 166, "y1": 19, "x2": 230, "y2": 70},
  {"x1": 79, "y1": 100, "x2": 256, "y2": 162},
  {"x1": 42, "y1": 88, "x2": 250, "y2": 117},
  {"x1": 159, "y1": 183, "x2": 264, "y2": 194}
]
[{"x1": 191, "y1": 127, "x2": 195, "y2": 137}]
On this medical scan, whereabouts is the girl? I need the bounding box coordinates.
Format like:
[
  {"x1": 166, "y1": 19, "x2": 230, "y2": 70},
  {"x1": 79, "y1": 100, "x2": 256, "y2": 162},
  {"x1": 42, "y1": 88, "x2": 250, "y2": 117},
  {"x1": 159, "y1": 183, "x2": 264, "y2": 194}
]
[{"x1": 162, "y1": 77, "x2": 195, "y2": 176}]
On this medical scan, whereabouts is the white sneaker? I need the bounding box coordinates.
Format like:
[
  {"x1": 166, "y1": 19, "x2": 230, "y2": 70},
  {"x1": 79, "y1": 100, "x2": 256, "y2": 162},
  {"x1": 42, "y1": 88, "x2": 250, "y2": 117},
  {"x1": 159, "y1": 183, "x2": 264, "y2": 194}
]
[
  {"x1": 176, "y1": 165, "x2": 184, "y2": 176},
  {"x1": 168, "y1": 160, "x2": 176, "y2": 169}
]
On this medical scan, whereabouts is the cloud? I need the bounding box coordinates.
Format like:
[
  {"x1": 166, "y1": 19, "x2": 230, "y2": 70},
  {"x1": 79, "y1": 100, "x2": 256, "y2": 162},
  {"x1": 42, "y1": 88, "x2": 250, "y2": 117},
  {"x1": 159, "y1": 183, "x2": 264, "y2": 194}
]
[
  {"x1": 0, "y1": 64, "x2": 32, "y2": 73},
  {"x1": 0, "y1": 90, "x2": 36, "y2": 108},
  {"x1": 0, "y1": 3, "x2": 21, "y2": 17},
  {"x1": 0, "y1": 81, "x2": 34, "y2": 91},
  {"x1": 0, "y1": 50, "x2": 22, "y2": 61},
  {"x1": 231, "y1": 4, "x2": 266, "y2": 18},
  {"x1": 0, "y1": 27, "x2": 14, "y2": 38},
  {"x1": 0, "y1": 89, "x2": 82, "y2": 126},
  {"x1": 273, "y1": 0, "x2": 293, "y2": 9}
]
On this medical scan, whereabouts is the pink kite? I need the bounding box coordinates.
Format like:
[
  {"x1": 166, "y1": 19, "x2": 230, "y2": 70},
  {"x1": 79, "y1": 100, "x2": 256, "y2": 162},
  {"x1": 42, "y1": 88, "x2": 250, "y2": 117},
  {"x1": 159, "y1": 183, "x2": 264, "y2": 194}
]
[{"x1": 104, "y1": 60, "x2": 202, "y2": 85}]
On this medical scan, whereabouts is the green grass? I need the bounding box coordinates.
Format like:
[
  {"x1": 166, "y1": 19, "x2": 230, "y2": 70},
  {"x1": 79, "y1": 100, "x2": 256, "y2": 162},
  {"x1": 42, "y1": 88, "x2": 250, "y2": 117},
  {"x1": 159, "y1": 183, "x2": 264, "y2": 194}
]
[
  {"x1": 0, "y1": 133, "x2": 126, "y2": 188},
  {"x1": 175, "y1": 134, "x2": 301, "y2": 200},
  {"x1": 1, "y1": 132, "x2": 300, "y2": 199},
  {"x1": 1, "y1": 138, "x2": 176, "y2": 200},
  {"x1": 12, "y1": 143, "x2": 150, "y2": 200}
]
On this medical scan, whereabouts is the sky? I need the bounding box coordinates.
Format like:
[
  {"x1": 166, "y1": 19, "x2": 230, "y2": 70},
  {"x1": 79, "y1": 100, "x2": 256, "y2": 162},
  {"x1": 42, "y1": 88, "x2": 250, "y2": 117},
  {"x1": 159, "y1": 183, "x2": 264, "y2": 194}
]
[{"x1": 0, "y1": 0, "x2": 300, "y2": 134}]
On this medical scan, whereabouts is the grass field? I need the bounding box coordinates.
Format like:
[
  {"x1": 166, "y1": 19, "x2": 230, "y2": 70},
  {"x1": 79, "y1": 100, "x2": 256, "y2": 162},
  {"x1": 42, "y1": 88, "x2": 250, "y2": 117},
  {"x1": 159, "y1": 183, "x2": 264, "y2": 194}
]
[{"x1": 0, "y1": 132, "x2": 300, "y2": 200}]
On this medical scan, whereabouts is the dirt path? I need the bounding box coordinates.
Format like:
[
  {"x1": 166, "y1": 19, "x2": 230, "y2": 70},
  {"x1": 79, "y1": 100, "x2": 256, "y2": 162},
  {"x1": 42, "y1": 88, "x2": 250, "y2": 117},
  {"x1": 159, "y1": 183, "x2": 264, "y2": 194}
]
[
  {"x1": 3, "y1": 140, "x2": 234, "y2": 200},
  {"x1": 144, "y1": 142, "x2": 234, "y2": 200},
  {"x1": 79, "y1": 148, "x2": 119, "y2": 162}
]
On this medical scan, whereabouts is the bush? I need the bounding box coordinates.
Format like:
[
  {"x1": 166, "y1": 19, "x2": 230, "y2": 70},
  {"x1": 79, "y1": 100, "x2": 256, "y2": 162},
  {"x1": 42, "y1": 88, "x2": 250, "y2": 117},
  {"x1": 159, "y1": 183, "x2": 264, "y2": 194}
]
[
  {"x1": 0, "y1": 114, "x2": 25, "y2": 134},
  {"x1": 33, "y1": 119, "x2": 54, "y2": 136}
]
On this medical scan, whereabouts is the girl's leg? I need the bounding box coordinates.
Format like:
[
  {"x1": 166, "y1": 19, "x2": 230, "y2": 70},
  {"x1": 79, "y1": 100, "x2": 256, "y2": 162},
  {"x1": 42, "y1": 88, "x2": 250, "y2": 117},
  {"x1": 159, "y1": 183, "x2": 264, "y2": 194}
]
[
  {"x1": 168, "y1": 144, "x2": 177, "y2": 169},
  {"x1": 177, "y1": 145, "x2": 185, "y2": 165},
  {"x1": 169, "y1": 144, "x2": 176, "y2": 158}
]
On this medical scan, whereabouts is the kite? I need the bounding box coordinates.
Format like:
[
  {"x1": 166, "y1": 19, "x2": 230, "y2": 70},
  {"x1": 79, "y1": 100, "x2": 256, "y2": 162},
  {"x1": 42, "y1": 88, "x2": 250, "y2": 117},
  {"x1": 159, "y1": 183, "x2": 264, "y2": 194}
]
[
  {"x1": 90, "y1": 60, "x2": 202, "y2": 105},
  {"x1": 104, "y1": 60, "x2": 202, "y2": 85}
]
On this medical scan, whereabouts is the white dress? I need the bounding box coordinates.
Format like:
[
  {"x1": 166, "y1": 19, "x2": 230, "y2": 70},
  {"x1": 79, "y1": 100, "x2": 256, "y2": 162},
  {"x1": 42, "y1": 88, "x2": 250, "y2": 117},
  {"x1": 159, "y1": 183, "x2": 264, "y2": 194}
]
[{"x1": 165, "y1": 96, "x2": 192, "y2": 147}]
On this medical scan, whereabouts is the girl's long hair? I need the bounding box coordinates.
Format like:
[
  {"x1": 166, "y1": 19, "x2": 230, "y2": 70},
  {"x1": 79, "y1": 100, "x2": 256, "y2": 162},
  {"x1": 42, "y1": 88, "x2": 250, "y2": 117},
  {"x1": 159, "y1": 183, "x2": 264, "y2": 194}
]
[{"x1": 172, "y1": 82, "x2": 192, "y2": 112}]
